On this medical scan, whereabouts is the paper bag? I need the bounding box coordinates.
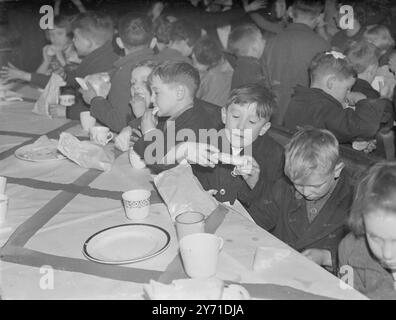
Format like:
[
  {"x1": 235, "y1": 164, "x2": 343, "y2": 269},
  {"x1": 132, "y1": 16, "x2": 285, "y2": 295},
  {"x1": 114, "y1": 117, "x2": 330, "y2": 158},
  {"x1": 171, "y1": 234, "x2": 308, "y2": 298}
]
[
  {"x1": 154, "y1": 163, "x2": 218, "y2": 220},
  {"x1": 57, "y1": 132, "x2": 115, "y2": 171},
  {"x1": 33, "y1": 73, "x2": 66, "y2": 116}
]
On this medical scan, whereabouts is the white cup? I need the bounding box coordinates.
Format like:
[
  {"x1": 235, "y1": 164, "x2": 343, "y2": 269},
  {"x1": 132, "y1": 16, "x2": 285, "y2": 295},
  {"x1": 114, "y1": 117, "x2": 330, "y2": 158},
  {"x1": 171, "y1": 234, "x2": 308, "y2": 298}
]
[
  {"x1": 0, "y1": 176, "x2": 6, "y2": 194},
  {"x1": 179, "y1": 233, "x2": 223, "y2": 278},
  {"x1": 90, "y1": 126, "x2": 114, "y2": 146},
  {"x1": 80, "y1": 111, "x2": 96, "y2": 132},
  {"x1": 59, "y1": 94, "x2": 75, "y2": 106},
  {"x1": 122, "y1": 189, "x2": 151, "y2": 220},
  {"x1": 0, "y1": 194, "x2": 9, "y2": 224},
  {"x1": 175, "y1": 211, "x2": 205, "y2": 240}
]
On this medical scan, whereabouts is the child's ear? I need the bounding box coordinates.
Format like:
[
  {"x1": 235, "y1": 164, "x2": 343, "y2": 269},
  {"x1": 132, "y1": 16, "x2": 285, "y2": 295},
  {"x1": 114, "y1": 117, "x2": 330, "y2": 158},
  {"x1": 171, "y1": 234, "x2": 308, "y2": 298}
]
[
  {"x1": 221, "y1": 107, "x2": 227, "y2": 125},
  {"x1": 175, "y1": 84, "x2": 185, "y2": 100},
  {"x1": 259, "y1": 122, "x2": 271, "y2": 136},
  {"x1": 115, "y1": 37, "x2": 124, "y2": 50},
  {"x1": 326, "y1": 75, "x2": 335, "y2": 90},
  {"x1": 334, "y1": 162, "x2": 345, "y2": 179}
]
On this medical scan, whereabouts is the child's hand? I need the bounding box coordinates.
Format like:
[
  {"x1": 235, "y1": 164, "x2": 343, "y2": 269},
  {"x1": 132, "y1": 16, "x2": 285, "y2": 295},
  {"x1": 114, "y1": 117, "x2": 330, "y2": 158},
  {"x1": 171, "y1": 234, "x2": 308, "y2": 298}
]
[
  {"x1": 0, "y1": 63, "x2": 31, "y2": 82},
  {"x1": 232, "y1": 155, "x2": 260, "y2": 189},
  {"x1": 345, "y1": 92, "x2": 366, "y2": 106},
  {"x1": 130, "y1": 128, "x2": 143, "y2": 146},
  {"x1": 48, "y1": 104, "x2": 67, "y2": 118},
  {"x1": 80, "y1": 81, "x2": 98, "y2": 105},
  {"x1": 42, "y1": 45, "x2": 57, "y2": 63},
  {"x1": 114, "y1": 127, "x2": 132, "y2": 152},
  {"x1": 141, "y1": 109, "x2": 158, "y2": 135},
  {"x1": 175, "y1": 142, "x2": 220, "y2": 168},
  {"x1": 302, "y1": 248, "x2": 332, "y2": 267}
]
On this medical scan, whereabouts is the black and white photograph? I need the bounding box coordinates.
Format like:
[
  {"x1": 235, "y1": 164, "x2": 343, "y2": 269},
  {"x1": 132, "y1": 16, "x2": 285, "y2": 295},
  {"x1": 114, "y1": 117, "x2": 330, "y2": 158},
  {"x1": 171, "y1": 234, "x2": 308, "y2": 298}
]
[{"x1": 0, "y1": 0, "x2": 396, "y2": 304}]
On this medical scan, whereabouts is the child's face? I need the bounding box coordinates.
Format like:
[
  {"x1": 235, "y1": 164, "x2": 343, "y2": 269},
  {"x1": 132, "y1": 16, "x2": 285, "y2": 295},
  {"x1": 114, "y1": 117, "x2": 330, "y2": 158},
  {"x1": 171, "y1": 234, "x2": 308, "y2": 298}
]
[
  {"x1": 221, "y1": 102, "x2": 270, "y2": 149},
  {"x1": 130, "y1": 66, "x2": 152, "y2": 107},
  {"x1": 72, "y1": 29, "x2": 93, "y2": 57},
  {"x1": 365, "y1": 211, "x2": 396, "y2": 272},
  {"x1": 290, "y1": 170, "x2": 337, "y2": 201},
  {"x1": 48, "y1": 27, "x2": 70, "y2": 49},
  {"x1": 150, "y1": 75, "x2": 179, "y2": 116},
  {"x1": 329, "y1": 76, "x2": 356, "y2": 104}
]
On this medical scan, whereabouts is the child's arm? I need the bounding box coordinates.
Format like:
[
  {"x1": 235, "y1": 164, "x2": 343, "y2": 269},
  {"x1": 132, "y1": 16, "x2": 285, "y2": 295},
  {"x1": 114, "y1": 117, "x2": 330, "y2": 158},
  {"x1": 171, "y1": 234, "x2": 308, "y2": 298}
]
[
  {"x1": 248, "y1": 12, "x2": 284, "y2": 34},
  {"x1": 0, "y1": 63, "x2": 31, "y2": 82},
  {"x1": 302, "y1": 249, "x2": 332, "y2": 267}
]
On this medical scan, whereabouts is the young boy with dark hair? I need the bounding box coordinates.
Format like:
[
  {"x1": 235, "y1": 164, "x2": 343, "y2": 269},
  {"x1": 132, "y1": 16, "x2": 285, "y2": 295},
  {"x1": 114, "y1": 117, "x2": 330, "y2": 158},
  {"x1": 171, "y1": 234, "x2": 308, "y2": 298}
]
[
  {"x1": 226, "y1": 23, "x2": 271, "y2": 90},
  {"x1": 284, "y1": 51, "x2": 389, "y2": 143},
  {"x1": 192, "y1": 36, "x2": 234, "y2": 106},
  {"x1": 78, "y1": 13, "x2": 157, "y2": 131},
  {"x1": 265, "y1": 0, "x2": 330, "y2": 125},
  {"x1": 133, "y1": 61, "x2": 220, "y2": 173},
  {"x1": 196, "y1": 84, "x2": 284, "y2": 206},
  {"x1": 249, "y1": 127, "x2": 352, "y2": 272}
]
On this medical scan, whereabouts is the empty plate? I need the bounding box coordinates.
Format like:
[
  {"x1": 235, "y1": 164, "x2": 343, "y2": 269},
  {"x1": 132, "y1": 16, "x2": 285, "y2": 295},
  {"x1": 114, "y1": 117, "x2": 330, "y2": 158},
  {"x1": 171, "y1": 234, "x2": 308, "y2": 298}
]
[
  {"x1": 83, "y1": 224, "x2": 171, "y2": 264},
  {"x1": 15, "y1": 141, "x2": 66, "y2": 162}
]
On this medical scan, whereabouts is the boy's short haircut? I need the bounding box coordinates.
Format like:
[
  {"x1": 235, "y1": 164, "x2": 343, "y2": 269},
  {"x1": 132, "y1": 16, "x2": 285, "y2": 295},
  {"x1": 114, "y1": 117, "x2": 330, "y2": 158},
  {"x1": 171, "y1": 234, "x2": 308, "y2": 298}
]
[
  {"x1": 348, "y1": 161, "x2": 396, "y2": 236},
  {"x1": 193, "y1": 37, "x2": 223, "y2": 68},
  {"x1": 363, "y1": 25, "x2": 395, "y2": 53},
  {"x1": 153, "y1": 16, "x2": 172, "y2": 45},
  {"x1": 169, "y1": 19, "x2": 201, "y2": 47},
  {"x1": 345, "y1": 40, "x2": 380, "y2": 74},
  {"x1": 148, "y1": 61, "x2": 200, "y2": 97},
  {"x1": 284, "y1": 127, "x2": 340, "y2": 182},
  {"x1": 118, "y1": 13, "x2": 152, "y2": 49},
  {"x1": 225, "y1": 84, "x2": 277, "y2": 121},
  {"x1": 292, "y1": 0, "x2": 324, "y2": 20},
  {"x1": 72, "y1": 11, "x2": 114, "y2": 45},
  {"x1": 309, "y1": 51, "x2": 357, "y2": 84},
  {"x1": 227, "y1": 23, "x2": 262, "y2": 57}
]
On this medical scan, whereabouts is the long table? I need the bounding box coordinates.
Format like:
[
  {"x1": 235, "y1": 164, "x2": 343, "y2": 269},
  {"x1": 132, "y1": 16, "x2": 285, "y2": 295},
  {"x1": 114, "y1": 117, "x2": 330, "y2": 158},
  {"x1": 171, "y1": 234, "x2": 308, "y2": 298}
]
[{"x1": 0, "y1": 87, "x2": 367, "y2": 300}]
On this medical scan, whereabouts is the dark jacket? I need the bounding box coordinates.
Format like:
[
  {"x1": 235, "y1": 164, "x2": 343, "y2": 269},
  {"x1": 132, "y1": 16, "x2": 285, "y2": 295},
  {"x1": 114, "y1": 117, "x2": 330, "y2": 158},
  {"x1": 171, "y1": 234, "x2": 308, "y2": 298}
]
[
  {"x1": 224, "y1": 52, "x2": 271, "y2": 90},
  {"x1": 88, "y1": 48, "x2": 156, "y2": 132},
  {"x1": 338, "y1": 233, "x2": 396, "y2": 299},
  {"x1": 31, "y1": 41, "x2": 119, "y2": 89},
  {"x1": 133, "y1": 101, "x2": 221, "y2": 174},
  {"x1": 284, "y1": 86, "x2": 387, "y2": 143},
  {"x1": 249, "y1": 169, "x2": 353, "y2": 270},
  {"x1": 265, "y1": 23, "x2": 330, "y2": 124},
  {"x1": 196, "y1": 133, "x2": 284, "y2": 204}
]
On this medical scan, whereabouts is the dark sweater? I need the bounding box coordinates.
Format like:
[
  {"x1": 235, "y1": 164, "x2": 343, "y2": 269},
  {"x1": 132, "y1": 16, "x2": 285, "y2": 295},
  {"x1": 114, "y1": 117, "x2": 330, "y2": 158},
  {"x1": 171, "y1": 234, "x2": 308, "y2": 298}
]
[{"x1": 284, "y1": 85, "x2": 386, "y2": 143}]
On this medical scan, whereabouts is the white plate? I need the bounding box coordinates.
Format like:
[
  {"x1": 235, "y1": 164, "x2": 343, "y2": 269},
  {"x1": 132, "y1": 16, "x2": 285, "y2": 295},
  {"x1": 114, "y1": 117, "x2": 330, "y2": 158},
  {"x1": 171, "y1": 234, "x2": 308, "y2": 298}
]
[
  {"x1": 83, "y1": 224, "x2": 171, "y2": 264},
  {"x1": 15, "y1": 140, "x2": 66, "y2": 162}
]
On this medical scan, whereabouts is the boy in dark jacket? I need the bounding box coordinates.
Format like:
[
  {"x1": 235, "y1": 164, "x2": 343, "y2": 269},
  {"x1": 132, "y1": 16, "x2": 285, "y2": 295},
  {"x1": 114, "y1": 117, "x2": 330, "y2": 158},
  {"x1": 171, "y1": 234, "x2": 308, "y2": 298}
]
[
  {"x1": 265, "y1": 0, "x2": 330, "y2": 125},
  {"x1": 133, "y1": 61, "x2": 220, "y2": 174},
  {"x1": 249, "y1": 127, "x2": 352, "y2": 272},
  {"x1": 284, "y1": 51, "x2": 389, "y2": 144},
  {"x1": 46, "y1": 12, "x2": 119, "y2": 118},
  {"x1": 196, "y1": 84, "x2": 284, "y2": 206}
]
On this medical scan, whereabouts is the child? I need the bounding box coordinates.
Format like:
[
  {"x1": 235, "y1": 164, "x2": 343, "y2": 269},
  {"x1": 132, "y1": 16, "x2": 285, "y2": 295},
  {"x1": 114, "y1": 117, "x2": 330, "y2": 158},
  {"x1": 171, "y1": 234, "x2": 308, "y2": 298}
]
[
  {"x1": 151, "y1": 15, "x2": 174, "y2": 52},
  {"x1": 192, "y1": 36, "x2": 234, "y2": 107},
  {"x1": 265, "y1": 0, "x2": 330, "y2": 125},
  {"x1": 1, "y1": 15, "x2": 80, "y2": 83},
  {"x1": 45, "y1": 11, "x2": 119, "y2": 118},
  {"x1": 226, "y1": 23, "x2": 271, "y2": 90},
  {"x1": 362, "y1": 24, "x2": 395, "y2": 65},
  {"x1": 133, "y1": 61, "x2": 221, "y2": 174},
  {"x1": 114, "y1": 60, "x2": 158, "y2": 152},
  {"x1": 338, "y1": 161, "x2": 396, "y2": 299},
  {"x1": 196, "y1": 84, "x2": 284, "y2": 205},
  {"x1": 79, "y1": 13, "x2": 157, "y2": 131},
  {"x1": 249, "y1": 127, "x2": 352, "y2": 272},
  {"x1": 158, "y1": 19, "x2": 201, "y2": 63},
  {"x1": 284, "y1": 51, "x2": 389, "y2": 144}
]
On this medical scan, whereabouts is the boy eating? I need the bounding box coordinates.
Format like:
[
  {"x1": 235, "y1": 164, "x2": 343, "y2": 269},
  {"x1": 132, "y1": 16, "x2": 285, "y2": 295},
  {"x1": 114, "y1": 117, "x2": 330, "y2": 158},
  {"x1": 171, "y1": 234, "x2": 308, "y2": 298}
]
[{"x1": 249, "y1": 128, "x2": 352, "y2": 271}]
